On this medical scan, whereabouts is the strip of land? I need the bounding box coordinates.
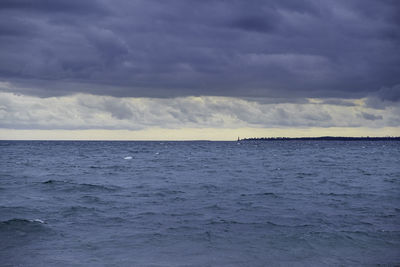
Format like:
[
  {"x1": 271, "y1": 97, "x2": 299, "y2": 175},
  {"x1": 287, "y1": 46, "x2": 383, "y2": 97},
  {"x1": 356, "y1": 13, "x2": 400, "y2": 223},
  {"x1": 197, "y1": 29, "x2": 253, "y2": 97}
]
[{"x1": 240, "y1": 137, "x2": 400, "y2": 141}]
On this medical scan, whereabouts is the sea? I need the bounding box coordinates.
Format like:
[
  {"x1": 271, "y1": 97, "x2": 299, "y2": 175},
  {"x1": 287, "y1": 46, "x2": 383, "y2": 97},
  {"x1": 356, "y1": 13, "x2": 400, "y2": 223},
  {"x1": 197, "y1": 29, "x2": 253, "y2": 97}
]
[{"x1": 0, "y1": 140, "x2": 399, "y2": 266}]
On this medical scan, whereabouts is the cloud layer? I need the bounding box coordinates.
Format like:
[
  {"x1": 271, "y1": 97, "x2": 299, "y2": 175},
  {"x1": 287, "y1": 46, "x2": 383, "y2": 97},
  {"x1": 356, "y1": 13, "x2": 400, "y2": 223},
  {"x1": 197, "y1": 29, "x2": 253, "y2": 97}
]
[
  {"x1": 0, "y1": 0, "x2": 399, "y2": 98},
  {"x1": 1, "y1": 92, "x2": 398, "y2": 131}
]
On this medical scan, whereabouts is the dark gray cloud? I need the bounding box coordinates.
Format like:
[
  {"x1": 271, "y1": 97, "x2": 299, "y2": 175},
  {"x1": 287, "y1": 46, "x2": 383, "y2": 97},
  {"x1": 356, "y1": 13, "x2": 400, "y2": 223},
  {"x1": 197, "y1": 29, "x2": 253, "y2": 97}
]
[
  {"x1": 0, "y1": 0, "x2": 399, "y2": 99},
  {"x1": 375, "y1": 84, "x2": 400, "y2": 102},
  {"x1": 360, "y1": 112, "x2": 383, "y2": 121},
  {"x1": 365, "y1": 84, "x2": 400, "y2": 109}
]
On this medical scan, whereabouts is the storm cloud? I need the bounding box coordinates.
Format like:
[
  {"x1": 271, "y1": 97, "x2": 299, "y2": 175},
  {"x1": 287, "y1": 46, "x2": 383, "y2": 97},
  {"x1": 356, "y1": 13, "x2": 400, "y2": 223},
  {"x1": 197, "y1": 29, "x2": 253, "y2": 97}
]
[{"x1": 0, "y1": 0, "x2": 399, "y2": 99}]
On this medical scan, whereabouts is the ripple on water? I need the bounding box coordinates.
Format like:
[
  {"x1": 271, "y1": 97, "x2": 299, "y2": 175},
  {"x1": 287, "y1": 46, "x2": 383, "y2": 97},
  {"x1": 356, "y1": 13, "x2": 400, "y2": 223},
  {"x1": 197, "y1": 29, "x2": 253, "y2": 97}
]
[{"x1": 0, "y1": 140, "x2": 399, "y2": 266}]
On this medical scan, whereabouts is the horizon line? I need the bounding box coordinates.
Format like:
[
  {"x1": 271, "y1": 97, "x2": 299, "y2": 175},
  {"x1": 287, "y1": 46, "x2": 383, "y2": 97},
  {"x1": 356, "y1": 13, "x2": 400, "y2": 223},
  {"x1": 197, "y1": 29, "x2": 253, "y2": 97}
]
[{"x1": 1, "y1": 136, "x2": 400, "y2": 142}]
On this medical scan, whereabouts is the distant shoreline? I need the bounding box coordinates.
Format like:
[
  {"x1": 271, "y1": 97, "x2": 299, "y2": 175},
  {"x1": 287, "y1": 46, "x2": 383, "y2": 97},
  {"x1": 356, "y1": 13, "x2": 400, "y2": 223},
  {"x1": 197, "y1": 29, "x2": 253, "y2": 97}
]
[
  {"x1": 239, "y1": 136, "x2": 400, "y2": 141},
  {"x1": 0, "y1": 137, "x2": 399, "y2": 142}
]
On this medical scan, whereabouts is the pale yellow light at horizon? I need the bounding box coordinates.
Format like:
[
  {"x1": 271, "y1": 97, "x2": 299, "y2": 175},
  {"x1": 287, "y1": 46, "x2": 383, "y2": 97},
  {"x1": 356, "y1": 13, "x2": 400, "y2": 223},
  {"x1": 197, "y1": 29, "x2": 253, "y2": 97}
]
[{"x1": 1, "y1": 127, "x2": 399, "y2": 141}]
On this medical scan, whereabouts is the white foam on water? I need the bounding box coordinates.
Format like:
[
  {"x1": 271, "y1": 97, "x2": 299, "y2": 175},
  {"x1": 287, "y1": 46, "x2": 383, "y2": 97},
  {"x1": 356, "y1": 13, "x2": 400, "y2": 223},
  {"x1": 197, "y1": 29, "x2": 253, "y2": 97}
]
[
  {"x1": 124, "y1": 156, "x2": 132, "y2": 160},
  {"x1": 31, "y1": 219, "x2": 45, "y2": 224}
]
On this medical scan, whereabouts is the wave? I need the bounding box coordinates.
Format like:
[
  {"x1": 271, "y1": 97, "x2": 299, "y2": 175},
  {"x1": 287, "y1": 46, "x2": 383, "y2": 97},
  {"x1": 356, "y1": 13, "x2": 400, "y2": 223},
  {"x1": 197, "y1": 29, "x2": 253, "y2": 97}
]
[
  {"x1": 1, "y1": 218, "x2": 45, "y2": 225},
  {"x1": 319, "y1": 192, "x2": 379, "y2": 198},
  {"x1": 256, "y1": 192, "x2": 279, "y2": 198},
  {"x1": 206, "y1": 219, "x2": 279, "y2": 227},
  {"x1": 89, "y1": 164, "x2": 130, "y2": 169},
  {"x1": 240, "y1": 192, "x2": 280, "y2": 198},
  {"x1": 43, "y1": 179, "x2": 58, "y2": 184},
  {"x1": 0, "y1": 218, "x2": 47, "y2": 234},
  {"x1": 41, "y1": 180, "x2": 120, "y2": 192},
  {"x1": 62, "y1": 205, "x2": 97, "y2": 216}
]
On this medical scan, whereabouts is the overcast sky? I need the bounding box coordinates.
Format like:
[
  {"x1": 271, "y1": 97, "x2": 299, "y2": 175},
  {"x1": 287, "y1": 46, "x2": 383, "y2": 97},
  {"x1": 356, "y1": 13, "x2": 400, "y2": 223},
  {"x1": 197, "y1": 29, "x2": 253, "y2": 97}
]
[{"x1": 0, "y1": 0, "x2": 399, "y2": 139}]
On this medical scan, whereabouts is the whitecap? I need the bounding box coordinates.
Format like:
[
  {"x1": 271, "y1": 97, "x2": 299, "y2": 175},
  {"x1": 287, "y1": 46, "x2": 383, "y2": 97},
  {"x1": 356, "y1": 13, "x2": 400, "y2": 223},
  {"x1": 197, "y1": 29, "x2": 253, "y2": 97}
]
[
  {"x1": 124, "y1": 156, "x2": 132, "y2": 160},
  {"x1": 31, "y1": 219, "x2": 45, "y2": 224}
]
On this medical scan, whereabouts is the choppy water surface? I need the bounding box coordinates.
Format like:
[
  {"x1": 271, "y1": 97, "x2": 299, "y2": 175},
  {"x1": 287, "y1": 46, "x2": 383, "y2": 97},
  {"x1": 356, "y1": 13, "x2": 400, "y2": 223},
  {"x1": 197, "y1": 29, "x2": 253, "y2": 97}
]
[{"x1": 1, "y1": 141, "x2": 399, "y2": 266}]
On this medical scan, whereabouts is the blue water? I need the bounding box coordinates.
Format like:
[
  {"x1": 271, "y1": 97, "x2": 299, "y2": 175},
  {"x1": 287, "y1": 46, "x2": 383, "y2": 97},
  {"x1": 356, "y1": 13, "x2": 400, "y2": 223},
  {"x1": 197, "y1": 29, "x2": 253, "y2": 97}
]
[{"x1": 1, "y1": 141, "x2": 399, "y2": 266}]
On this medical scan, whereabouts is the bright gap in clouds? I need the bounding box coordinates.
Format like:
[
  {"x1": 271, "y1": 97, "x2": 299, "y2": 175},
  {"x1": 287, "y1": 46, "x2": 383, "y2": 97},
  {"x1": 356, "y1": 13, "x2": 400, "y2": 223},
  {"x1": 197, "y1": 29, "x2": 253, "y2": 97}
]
[{"x1": 0, "y1": 92, "x2": 399, "y2": 140}]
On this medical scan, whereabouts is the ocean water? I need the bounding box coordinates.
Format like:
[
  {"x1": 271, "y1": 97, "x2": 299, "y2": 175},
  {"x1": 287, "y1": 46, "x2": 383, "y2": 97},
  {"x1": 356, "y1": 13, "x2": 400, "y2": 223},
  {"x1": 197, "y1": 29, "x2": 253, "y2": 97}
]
[{"x1": 0, "y1": 140, "x2": 399, "y2": 266}]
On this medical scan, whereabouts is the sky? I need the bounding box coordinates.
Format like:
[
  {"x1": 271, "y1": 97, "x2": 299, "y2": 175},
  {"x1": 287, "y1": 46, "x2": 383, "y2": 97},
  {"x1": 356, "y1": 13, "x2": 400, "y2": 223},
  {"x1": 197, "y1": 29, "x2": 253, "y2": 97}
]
[{"x1": 0, "y1": 0, "x2": 399, "y2": 140}]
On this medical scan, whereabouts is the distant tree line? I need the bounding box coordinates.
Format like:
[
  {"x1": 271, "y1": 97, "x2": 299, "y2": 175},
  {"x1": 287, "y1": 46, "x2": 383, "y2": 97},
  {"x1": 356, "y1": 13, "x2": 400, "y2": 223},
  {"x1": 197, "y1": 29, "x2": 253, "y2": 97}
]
[{"x1": 239, "y1": 136, "x2": 400, "y2": 141}]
